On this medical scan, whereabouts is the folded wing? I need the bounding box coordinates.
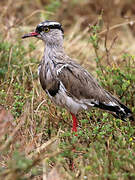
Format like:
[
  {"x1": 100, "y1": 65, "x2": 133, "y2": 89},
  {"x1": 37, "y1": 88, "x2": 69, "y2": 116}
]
[{"x1": 56, "y1": 63, "x2": 133, "y2": 120}]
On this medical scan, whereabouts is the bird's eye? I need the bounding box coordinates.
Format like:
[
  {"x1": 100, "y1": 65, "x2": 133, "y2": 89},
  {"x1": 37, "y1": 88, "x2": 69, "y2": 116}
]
[{"x1": 44, "y1": 27, "x2": 50, "y2": 33}]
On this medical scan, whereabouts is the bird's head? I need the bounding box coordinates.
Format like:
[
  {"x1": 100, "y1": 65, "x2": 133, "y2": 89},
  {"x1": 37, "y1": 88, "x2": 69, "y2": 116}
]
[{"x1": 22, "y1": 20, "x2": 64, "y2": 45}]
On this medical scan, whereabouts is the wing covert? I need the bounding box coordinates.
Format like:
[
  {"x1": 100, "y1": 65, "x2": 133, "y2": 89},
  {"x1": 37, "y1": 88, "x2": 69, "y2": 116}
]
[{"x1": 56, "y1": 64, "x2": 109, "y2": 103}]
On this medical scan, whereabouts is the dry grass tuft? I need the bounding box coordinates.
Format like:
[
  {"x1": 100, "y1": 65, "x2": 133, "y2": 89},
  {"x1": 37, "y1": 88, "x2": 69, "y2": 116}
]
[{"x1": 0, "y1": 0, "x2": 135, "y2": 179}]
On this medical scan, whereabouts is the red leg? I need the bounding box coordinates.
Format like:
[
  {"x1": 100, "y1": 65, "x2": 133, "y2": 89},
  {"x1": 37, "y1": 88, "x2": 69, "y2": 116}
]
[
  {"x1": 70, "y1": 113, "x2": 78, "y2": 132},
  {"x1": 70, "y1": 113, "x2": 78, "y2": 170}
]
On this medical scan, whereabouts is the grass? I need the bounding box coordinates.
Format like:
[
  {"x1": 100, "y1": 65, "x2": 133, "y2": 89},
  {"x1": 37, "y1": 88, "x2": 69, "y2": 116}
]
[{"x1": 0, "y1": 0, "x2": 135, "y2": 179}]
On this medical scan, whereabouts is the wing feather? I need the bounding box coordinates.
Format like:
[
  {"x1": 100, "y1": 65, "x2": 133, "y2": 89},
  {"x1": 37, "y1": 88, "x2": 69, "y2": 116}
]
[{"x1": 56, "y1": 63, "x2": 111, "y2": 103}]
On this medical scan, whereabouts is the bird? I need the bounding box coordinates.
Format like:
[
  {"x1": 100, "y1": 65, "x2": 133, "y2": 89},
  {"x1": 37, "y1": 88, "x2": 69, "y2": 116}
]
[{"x1": 22, "y1": 20, "x2": 133, "y2": 133}]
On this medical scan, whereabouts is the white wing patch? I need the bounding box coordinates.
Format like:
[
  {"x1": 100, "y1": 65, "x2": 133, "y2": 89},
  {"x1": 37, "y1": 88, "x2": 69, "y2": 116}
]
[
  {"x1": 82, "y1": 99, "x2": 99, "y2": 107},
  {"x1": 108, "y1": 101, "x2": 117, "y2": 106},
  {"x1": 57, "y1": 64, "x2": 68, "y2": 75},
  {"x1": 108, "y1": 101, "x2": 125, "y2": 113}
]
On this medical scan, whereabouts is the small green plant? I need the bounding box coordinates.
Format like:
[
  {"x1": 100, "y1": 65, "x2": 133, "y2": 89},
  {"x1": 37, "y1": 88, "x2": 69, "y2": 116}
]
[
  {"x1": 45, "y1": 0, "x2": 61, "y2": 13},
  {"x1": 0, "y1": 11, "x2": 135, "y2": 179}
]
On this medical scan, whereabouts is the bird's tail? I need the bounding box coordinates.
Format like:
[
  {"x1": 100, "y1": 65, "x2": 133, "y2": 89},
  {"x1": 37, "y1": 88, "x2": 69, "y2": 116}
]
[
  {"x1": 112, "y1": 101, "x2": 134, "y2": 121},
  {"x1": 95, "y1": 91, "x2": 134, "y2": 121},
  {"x1": 105, "y1": 92, "x2": 134, "y2": 121}
]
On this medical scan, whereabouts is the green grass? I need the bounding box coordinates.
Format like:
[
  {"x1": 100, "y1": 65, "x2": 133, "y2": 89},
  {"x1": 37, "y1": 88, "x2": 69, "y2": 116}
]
[{"x1": 0, "y1": 14, "x2": 135, "y2": 180}]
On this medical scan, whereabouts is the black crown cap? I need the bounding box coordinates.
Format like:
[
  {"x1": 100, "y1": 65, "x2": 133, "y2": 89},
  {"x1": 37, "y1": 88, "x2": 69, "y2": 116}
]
[{"x1": 36, "y1": 20, "x2": 64, "y2": 34}]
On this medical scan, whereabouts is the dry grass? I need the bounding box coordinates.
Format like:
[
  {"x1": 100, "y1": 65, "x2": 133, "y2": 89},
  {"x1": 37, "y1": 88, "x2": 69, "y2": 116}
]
[{"x1": 0, "y1": 0, "x2": 135, "y2": 179}]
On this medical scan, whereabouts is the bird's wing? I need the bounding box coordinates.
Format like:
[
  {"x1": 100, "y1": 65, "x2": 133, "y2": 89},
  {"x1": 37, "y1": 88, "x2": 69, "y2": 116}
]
[
  {"x1": 55, "y1": 62, "x2": 133, "y2": 120},
  {"x1": 56, "y1": 62, "x2": 111, "y2": 103}
]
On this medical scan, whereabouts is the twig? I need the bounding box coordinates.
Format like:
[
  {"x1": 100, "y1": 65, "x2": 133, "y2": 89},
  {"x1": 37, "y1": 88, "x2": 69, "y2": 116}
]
[
  {"x1": 108, "y1": 35, "x2": 118, "y2": 52},
  {"x1": 0, "y1": 115, "x2": 25, "y2": 151},
  {"x1": 0, "y1": 0, "x2": 13, "y2": 18},
  {"x1": 6, "y1": 71, "x2": 14, "y2": 95},
  {"x1": 99, "y1": 20, "x2": 135, "y2": 35},
  {"x1": 104, "y1": 23, "x2": 110, "y2": 66},
  {"x1": 35, "y1": 99, "x2": 46, "y2": 113},
  {"x1": 28, "y1": 137, "x2": 58, "y2": 158}
]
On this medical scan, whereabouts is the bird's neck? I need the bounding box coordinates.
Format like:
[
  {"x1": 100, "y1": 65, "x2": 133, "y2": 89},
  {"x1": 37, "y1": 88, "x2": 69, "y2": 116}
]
[{"x1": 44, "y1": 43, "x2": 64, "y2": 63}]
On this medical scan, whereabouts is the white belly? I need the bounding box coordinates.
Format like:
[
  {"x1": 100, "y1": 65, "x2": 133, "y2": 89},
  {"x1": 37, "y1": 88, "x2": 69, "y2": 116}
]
[{"x1": 47, "y1": 82, "x2": 88, "y2": 114}]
